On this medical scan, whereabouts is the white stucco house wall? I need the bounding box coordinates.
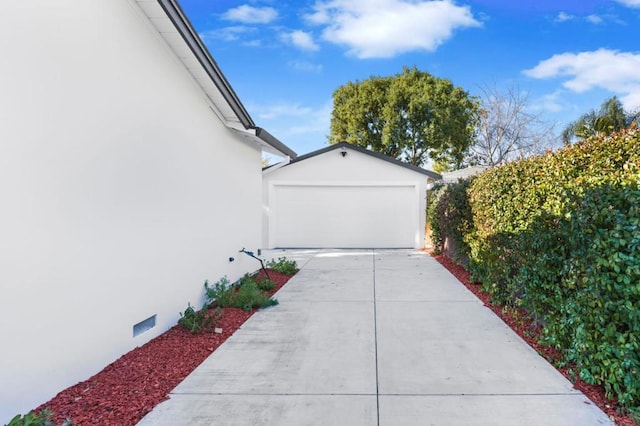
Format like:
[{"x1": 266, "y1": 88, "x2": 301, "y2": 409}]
[
  {"x1": 262, "y1": 143, "x2": 441, "y2": 249},
  {"x1": 0, "y1": 0, "x2": 295, "y2": 421}
]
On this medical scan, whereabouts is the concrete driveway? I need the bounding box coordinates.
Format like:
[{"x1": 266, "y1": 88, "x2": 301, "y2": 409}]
[{"x1": 138, "y1": 249, "x2": 613, "y2": 425}]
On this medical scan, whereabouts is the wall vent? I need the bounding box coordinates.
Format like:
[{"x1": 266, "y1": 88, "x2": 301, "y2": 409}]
[{"x1": 133, "y1": 314, "x2": 156, "y2": 337}]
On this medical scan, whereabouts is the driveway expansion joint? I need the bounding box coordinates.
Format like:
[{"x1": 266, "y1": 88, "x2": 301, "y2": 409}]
[
  {"x1": 171, "y1": 392, "x2": 379, "y2": 396},
  {"x1": 372, "y1": 248, "x2": 381, "y2": 426}
]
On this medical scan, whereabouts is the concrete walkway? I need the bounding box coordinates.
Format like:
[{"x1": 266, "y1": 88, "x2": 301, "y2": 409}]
[{"x1": 138, "y1": 249, "x2": 613, "y2": 425}]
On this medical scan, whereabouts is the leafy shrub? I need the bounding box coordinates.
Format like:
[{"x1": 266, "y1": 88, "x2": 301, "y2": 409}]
[
  {"x1": 552, "y1": 182, "x2": 640, "y2": 405},
  {"x1": 6, "y1": 409, "x2": 71, "y2": 426},
  {"x1": 467, "y1": 153, "x2": 569, "y2": 307},
  {"x1": 464, "y1": 128, "x2": 640, "y2": 406},
  {"x1": 233, "y1": 279, "x2": 279, "y2": 311},
  {"x1": 426, "y1": 183, "x2": 445, "y2": 253},
  {"x1": 237, "y1": 273, "x2": 276, "y2": 293},
  {"x1": 257, "y1": 277, "x2": 275, "y2": 291},
  {"x1": 628, "y1": 406, "x2": 640, "y2": 424},
  {"x1": 427, "y1": 179, "x2": 474, "y2": 265},
  {"x1": 204, "y1": 277, "x2": 232, "y2": 306},
  {"x1": 266, "y1": 257, "x2": 298, "y2": 275},
  {"x1": 205, "y1": 276, "x2": 278, "y2": 312},
  {"x1": 178, "y1": 302, "x2": 221, "y2": 334}
]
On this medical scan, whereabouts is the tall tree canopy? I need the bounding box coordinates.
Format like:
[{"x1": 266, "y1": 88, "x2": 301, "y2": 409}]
[
  {"x1": 329, "y1": 67, "x2": 478, "y2": 168},
  {"x1": 562, "y1": 96, "x2": 639, "y2": 144}
]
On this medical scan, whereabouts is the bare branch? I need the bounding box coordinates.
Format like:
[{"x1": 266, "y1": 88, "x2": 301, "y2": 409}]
[{"x1": 468, "y1": 83, "x2": 556, "y2": 167}]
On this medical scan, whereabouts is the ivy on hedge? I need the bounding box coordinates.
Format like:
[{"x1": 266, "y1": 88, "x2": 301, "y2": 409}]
[{"x1": 428, "y1": 128, "x2": 640, "y2": 408}]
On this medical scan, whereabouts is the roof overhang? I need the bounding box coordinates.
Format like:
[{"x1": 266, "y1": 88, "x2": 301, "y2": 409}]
[
  {"x1": 231, "y1": 128, "x2": 297, "y2": 159},
  {"x1": 132, "y1": 0, "x2": 296, "y2": 159}
]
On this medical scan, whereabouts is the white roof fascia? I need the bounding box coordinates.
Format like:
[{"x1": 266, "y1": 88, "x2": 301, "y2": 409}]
[
  {"x1": 262, "y1": 157, "x2": 292, "y2": 175},
  {"x1": 133, "y1": 0, "x2": 247, "y2": 129},
  {"x1": 131, "y1": 0, "x2": 297, "y2": 159}
]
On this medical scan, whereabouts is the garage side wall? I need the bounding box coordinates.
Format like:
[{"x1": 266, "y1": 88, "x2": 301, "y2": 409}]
[
  {"x1": 262, "y1": 148, "x2": 428, "y2": 249},
  {"x1": 0, "y1": 1, "x2": 262, "y2": 420}
]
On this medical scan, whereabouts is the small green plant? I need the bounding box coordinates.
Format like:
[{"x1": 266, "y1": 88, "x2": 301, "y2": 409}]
[
  {"x1": 244, "y1": 272, "x2": 276, "y2": 291},
  {"x1": 6, "y1": 410, "x2": 51, "y2": 426},
  {"x1": 257, "y1": 277, "x2": 275, "y2": 291},
  {"x1": 234, "y1": 279, "x2": 279, "y2": 311},
  {"x1": 266, "y1": 257, "x2": 298, "y2": 275},
  {"x1": 628, "y1": 406, "x2": 640, "y2": 424},
  {"x1": 6, "y1": 409, "x2": 71, "y2": 426},
  {"x1": 178, "y1": 303, "x2": 221, "y2": 334},
  {"x1": 204, "y1": 277, "x2": 233, "y2": 306},
  {"x1": 205, "y1": 276, "x2": 278, "y2": 312}
]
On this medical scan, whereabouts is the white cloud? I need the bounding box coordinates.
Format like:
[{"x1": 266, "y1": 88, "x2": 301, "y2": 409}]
[
  {"x1": 251, "y1": 100, "x2": 333, "y2": 153},
  {"x1": 288, "y1": 100, "x2": 333, "y2": 135},
  {"x1": 200, "y1": 26, "x2": 255, "y2": 42},
  {"x1": 529, "y1": 90, "x2": 567, "y2": 113},
  {"x1": 288, "y1": 60, "x2": 323, "y2": 72},
  {"x1": 555, "y1": 12, "x2": 574, "y2": 22},
  {"x1": 304, "y1": 4, "x2": 331, "y2": 25},
  {"x1": 623, "y1": 90, "x2": 640, "y2": 109},
  {"x1": 524, "y1": 49, "x2": 640, "y2": 109},
  {"x1": 585, "y1": 14, "x2": 603, "y2": 24},
  {"x1": 223, "y1": 5, "x2": 278, "y2": 24},
  {"x1": 554, "y1": 12, "x2": 623, "y2": 25},
  {"x1": 254, "y1": 102, "x2": 314, "y2": 120},
  {"x1": 614, "y1": 0, "x2": 640, "y2": 7},
  {"x1": 304, "y1": 0, "x2": 481, "y2": 58},
  {"x1": 280, "y1": 30, "x2": 319, "y2": 51},
  {"x1": 243, "y1": 39, "x2": 263, "y2": 47}
]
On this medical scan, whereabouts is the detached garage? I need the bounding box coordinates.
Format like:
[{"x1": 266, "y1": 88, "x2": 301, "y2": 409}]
[{"x1": 262, "y1": 143, "x2": 441, "y2": 249}]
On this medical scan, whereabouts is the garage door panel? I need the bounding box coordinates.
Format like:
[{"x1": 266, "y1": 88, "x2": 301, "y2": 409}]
[{"x1": 272, "y1": 185, "x2": 416, "y2": 248}]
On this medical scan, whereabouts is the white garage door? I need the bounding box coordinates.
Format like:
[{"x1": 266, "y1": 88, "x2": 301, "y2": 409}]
[{"x1": 271, "y1": 184, "x2": 417, "y2": 248}]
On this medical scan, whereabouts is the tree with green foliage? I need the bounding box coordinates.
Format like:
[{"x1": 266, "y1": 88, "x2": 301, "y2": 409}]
[
  {"x1": 562, "y1": 96, "x2": 638, "y2": 144},
  {"x1": 329, "y1": 67, "x2": 479, "y2": 168}
]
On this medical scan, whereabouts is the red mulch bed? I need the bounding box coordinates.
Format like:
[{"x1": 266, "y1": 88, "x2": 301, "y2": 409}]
[
  {"x1": 428, "y1": 249, "x2": 637, "y2": 426},
  {"x1": 35, "y1": 269, "x2": 293, "y2": 426}
]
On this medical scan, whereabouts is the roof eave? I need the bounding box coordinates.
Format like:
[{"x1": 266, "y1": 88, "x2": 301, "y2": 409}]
[
  {"x1": 157, "y1": 0, "x2": 254, "y2": 129},
  {"x1": 255, "y1": 128, "x2": 297, "y2": 159},
  {"x1": 289, "y1": 142, "x2": 441, "y2": 180},
  {"x1": 145, "y1": 0, "x2": 296, "y2": 158}
]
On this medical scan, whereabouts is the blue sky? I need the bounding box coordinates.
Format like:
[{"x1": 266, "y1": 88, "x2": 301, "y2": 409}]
[{"x1": 178, "y1": 0, "x2": 640, "y2": 156}]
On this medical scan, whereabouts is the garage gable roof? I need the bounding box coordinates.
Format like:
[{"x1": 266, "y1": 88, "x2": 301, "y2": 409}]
[
  {"x1": 135, "y1": 0, "x2": 296, "y2": 159},
  {"x1": 287, "y1": 142, "x2": 441, "y2": 180}
]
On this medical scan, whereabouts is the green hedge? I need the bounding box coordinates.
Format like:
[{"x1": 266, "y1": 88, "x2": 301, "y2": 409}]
[
  {"x1": 429, "y1": 129, "x2": 640, "y2": 407},
  {"x1": 427, "y1": 179, "x2": 474, "y2": 265}
]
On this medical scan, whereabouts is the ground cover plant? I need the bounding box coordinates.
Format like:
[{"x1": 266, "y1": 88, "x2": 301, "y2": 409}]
[
  {"x1": 5, "y1": 409, "x2": 71, "y2": 426},
  {"x1": 178, "y1": 303, "x2": 221, "y2": 334},
  {"x1": 18, "y1": 264, "x2": 297, "y2": 426},
  {"x1": 428, "y1": 128, "x2": 640, "y2": 422},
  {"x1": 205, "y1": 273, "x2": 279, "y2": 311},
  {"x1": 266, "y1": 256, "x2": 299, "y2": 275}
]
